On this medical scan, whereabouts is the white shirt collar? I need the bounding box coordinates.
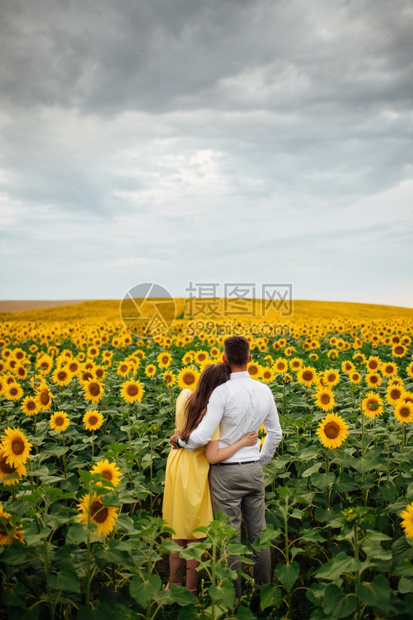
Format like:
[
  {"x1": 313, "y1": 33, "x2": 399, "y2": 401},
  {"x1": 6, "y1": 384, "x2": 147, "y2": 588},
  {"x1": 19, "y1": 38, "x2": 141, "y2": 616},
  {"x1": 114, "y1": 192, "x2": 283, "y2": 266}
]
[{"x1": 230, "y1": 371, "x2": 250, "y2": 380}]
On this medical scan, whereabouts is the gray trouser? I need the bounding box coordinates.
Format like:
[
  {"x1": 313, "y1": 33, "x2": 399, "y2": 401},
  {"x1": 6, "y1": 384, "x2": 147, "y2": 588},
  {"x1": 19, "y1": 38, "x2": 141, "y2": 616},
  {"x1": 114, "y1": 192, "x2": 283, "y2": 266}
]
[{"x1": 208, "y1": 461, "x2": 271, "y2": 597}]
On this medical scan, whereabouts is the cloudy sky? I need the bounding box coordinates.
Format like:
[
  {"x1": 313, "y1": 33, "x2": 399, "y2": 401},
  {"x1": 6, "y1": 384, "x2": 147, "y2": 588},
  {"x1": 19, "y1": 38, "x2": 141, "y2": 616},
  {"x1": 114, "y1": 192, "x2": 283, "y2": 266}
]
[{"x1": 1, "y1": 0, "x2": 412, "y2": 307}]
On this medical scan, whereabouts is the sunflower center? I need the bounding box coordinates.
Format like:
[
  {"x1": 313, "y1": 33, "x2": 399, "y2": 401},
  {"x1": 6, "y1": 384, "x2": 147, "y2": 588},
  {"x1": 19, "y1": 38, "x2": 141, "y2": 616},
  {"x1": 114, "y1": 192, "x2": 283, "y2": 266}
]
[
  {"x1": 369, "y1": 362, "x2": 378, "y2": 370},
  {"x1": 391, "y1": 390, "x2": 401, "y2": 400},
  {"x1": 58, "y1": 372, "x2": 66, "y2": 380},
  {"x1": 399, "y1": 407, "x2": 410, "y2": 418},
  {"x1": 321, "y1": 394, "x2": 331, "y2": 404},
  {"x1": 370, "y1": 376, "x2": 378, "y2": 383},
  {"x1": 303, "y1": 371, "x2": 313, "y2": 381},
  {"x1": 27, "y1": 401, "x2": 36, "y2": 410},
  {"x1": 367, "y1": 400, "x2": 379, "y2": 410},
  {"x1": 55, "y1": 417, "x2": 64, "y2": 426},
  {"x1": 277, "y1": 364, "x2": 285, "y2": 370},
  {"x1": 89, "y1": 416, "x2": 98, "y2": 426},
  {"x1": 183, "y1": 373, "x2": 195, "y2": 385},
  {"x1": 0, "y1": 456, "x2": 15, "y2": 474},
  {"x1": 10, "y1": 388, "x2": 18, "y2": 396},
  {"x1": 40, "y1": 392, "x2": 50, "y2": 405},
  {"x1": 89, "y1": 383, "x2": 100, "y2": 396},
  {"x1": 395, "y1": 346, "x2": 404, "y2": 354},
  {"x1": 162, "y1": 356, "x2": 169, "y2": 363},
  {"x1": 83, "y1": 372, "x2": 93, "y2": 381},
  {"x1": 324, "y1": 421, "x2": 340, "y2": 439},
  {"x1": 90, "y1": 501, "x2": 109, "y2": 524},
  {"x1": 101, "y1": 470, "x2": 113, "y2": 481},
  {"x1": 127, "y1": 385, "x2": 139, "y2": 396},
  {"x1": 11, "y1": 438, "x2": 25, "y2": 455},
  {"x1": 198, "y1": 354, "x2": 206, "y2": 361},
  {"x1": 249, "y1": 367, "x2": 258, "y2": 375}
]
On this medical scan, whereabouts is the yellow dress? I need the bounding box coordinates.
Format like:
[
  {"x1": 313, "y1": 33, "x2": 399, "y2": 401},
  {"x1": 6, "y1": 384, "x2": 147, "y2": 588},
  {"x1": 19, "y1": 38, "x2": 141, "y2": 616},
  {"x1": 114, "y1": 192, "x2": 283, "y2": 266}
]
[{"x1": 162, "y1": 389, "x2": 219, "y2": 539}]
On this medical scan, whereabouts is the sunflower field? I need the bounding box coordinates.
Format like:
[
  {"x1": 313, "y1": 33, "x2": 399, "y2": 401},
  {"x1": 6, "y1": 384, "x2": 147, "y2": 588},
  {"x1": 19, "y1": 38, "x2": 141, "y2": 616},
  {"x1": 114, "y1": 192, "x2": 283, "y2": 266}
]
[{"x1": 1, "y1": 302, "x2": 413, "y2": 619}]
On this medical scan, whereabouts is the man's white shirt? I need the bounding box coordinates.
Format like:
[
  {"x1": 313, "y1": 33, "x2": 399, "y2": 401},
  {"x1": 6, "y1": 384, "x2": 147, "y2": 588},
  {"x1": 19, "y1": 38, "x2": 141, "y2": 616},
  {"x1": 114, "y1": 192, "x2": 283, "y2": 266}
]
[{"x1": 178, "y1": 371, "x2": 282, "y2": 465}]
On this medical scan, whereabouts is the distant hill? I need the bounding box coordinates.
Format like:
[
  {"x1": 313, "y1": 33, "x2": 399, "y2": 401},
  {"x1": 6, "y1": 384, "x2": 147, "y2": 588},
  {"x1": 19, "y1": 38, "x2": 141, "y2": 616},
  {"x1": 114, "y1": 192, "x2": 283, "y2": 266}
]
[{"x1": 1, "y1": 299, "x2": 413, "y2": 322}]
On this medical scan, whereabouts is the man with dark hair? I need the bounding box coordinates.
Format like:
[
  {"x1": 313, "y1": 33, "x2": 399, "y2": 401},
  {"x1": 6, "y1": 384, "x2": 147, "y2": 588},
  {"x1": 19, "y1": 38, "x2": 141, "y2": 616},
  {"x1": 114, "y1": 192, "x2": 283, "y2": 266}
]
[{"x1": 173, "y1": 335, "x2": 282, "y2": 597}]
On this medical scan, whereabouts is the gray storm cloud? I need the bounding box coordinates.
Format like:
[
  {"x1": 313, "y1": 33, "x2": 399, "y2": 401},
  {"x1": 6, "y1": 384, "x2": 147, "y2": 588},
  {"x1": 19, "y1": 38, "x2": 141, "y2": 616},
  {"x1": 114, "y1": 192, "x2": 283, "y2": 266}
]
[{"x1": 0, "y1": 0, "x2": 412, "y2": 304}]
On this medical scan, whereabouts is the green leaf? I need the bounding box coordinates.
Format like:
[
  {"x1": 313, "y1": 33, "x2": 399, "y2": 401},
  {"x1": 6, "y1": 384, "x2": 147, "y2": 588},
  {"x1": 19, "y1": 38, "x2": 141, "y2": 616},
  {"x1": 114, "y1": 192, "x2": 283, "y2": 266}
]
[
  {"x1": 168, "y1": 584, "x2": 197, "y2": 606},
  {"x1": 310, "y1": 472, "x2": 336, "y2": 491},
  {"x1": 275, "y1": 561, "x2": 300, "y2": 591},
  {"x1": 129, "y1": 574, "x2": 162, "y2": 606},
  {"x1": 1, "y1": 582, "x2": 26, "y2": 609},
  {"x1": 380, "y1": 484, "x2": 397, "y2": 503},
  {"x1": 260, "y1": 584, "x2": 282, "y2": 611},
  {"x1": 399, "y1": 577, "x2": 413, "y2": 594},
  {"x1": 209, "y1": 579, "x2": 235, "y2": 608},
  {"x1": 356, "y1": 575, "x2": 390, "y2": 611},
  {"x1": 48, "y1": 564, "x2": 81, "y2": 593},
  {"x1": 316, "y1": 552, "x2": 362, "y2": 581},
  {"x1": 322, "y1": 584, "x2": 357, "y2": 618},
  {"x1": 236, "y1": 606, "x2": 257, "y2": 618},
  {"x1": 251, "y1": 525, "x2": 281, "y2": 550},
  {"x1": 394, "y1": 558, "x2": 413, "y2": 577},
  {"x1": 302, "y1": 462, "x2": 321, "y2": 477}
]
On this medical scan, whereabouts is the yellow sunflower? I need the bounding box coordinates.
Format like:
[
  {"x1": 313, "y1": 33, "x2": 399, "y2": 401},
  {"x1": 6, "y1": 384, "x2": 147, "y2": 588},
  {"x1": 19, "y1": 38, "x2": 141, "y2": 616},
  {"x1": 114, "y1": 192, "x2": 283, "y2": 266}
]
[
  {"x1": 283, "y1": 373, "x2": 293, "y2": 384},
  {"x1": 83, "y1": 410, "x2": 104, "y2": 431},
  {"x1": 401, "y1": 502, "x2": 413, "y2": 538},
  {"x1": 261, "y1": 368, "x2": 275, "y2": 384},
  {"x1": 21, "y1": 396, "x2": 39, "y2": 416},
  {"x1": 116, "y1": 362, "x2": 131, "y2": 377},
  {"x1": 274, "y1": 358, "x2": 288, "y2": 374},
  {"x1": 49, "y1": 411, "x2": 70, "y2": 433},
  {"x1": 83, "y1": 380, "x2": 104, "y2": 404},
  {"x1": 35, "y1": 384, "x2": 54, "y2": 410},
  {"x1": 247, "y1": 362, "x2": 261, "y2": 379},
  {"x1": 406, "y1": 361, "x2": 413, "y2": 379},
  {"x1": 77, "y1": 493, "x2": 119, "y2": 537},
  {"x1": 0, "y1": 504, "x2": 24, "y2": 546},
  {"x1": 4, "y1": 383, "x2": 23, "y2": 401},
  {"x1": 195, "y1": 351, "x2": 209, "y2": 364},
  {"x1": 177, "y1": 367, "x2": 200, "y2": 390},
  {"x1": 162, "y1": 371, "x2": 176, "y2": 387},
  {"x1": 392, "y1": 344, "x2": 406, "y2": 358},
  {"x1": 0, "y1": 449, "x2": 26, "y2": 486},
  {"x1": 366, "y1": 356, "x2": 382, "y2": 372},
  {"x1": 382, "y1": 361, "x2": 398, "y2": 378},
  {"x1": 52, "y1": 367, "x2": 73, "y2": 387},
  {"x1": 341, "y1": 361, "x2": 355, "y2": 374},
  {"x1": 362, "y1": 392, "x2": 384, "y2": 418},
  {"x1": 386, "y1": 385, "x2": 405, "y2": 405},
  {"x1": 145, "y1": 364, "x2": 157, "y2": 378},
  {"x1": 316, "y1": 413, "x2": 349, "y2": 449},
  {"x1": 182, "y1": 352, "x2": 195, "y2": 365},
  {"x1": 315, "y1": 389, "x2": 335, "y2": 412},
  {"x1": 1, "y1": 428, "x2": 32, "y2": 468},
  {"x1": 120, "y1": 380, "x2": 145, "y2": 403},
  {"x1": 323, "y1": 369, "x2": 340, "y2": 387},
  {"x1": 297, "y1": 366, "x2": 317, "y2": 387},
  {"x1": 289, "y1": 358, "x2": 303, "y2": 371},
  {"x1": 365, "y1": 372, "x2": 382, "y2": 388},
  {"x1": 90, "y1": 459, "x2": 122, "y2": 488},
  {"x1": 349, "y1": 371, "x2": 362, "y2": 384},
  {"x1": 394, "y1": 402, "x2": 413, "y2": 424}
]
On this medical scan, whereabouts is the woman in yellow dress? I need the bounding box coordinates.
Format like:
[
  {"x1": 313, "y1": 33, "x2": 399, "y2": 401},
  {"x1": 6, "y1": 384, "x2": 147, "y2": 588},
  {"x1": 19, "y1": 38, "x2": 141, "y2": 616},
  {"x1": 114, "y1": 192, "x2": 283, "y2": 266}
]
[{"x1": 162, "y1": 363, "x2": 258, "y2": 593}]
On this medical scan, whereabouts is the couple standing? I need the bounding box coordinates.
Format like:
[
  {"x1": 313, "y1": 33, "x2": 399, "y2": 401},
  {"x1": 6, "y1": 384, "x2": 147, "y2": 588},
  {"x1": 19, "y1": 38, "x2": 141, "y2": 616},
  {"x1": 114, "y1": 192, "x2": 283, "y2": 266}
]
[{"x1": 162, "y1": 335, "x2": 283, "y2": 597}]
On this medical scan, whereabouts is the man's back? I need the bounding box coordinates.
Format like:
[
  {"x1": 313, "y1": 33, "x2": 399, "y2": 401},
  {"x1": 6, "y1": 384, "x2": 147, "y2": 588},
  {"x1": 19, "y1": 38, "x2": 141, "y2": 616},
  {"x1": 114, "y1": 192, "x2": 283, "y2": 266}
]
[{"x1": 184, "y1": 370, "x2": 282, "y2": 465}]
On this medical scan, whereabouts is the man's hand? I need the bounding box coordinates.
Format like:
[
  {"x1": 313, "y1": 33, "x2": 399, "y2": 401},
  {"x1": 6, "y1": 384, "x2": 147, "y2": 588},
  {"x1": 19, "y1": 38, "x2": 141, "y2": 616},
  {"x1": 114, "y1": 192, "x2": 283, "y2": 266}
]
[{"x1": 170, "y1": 428, "x2": 181, "y2": 448}]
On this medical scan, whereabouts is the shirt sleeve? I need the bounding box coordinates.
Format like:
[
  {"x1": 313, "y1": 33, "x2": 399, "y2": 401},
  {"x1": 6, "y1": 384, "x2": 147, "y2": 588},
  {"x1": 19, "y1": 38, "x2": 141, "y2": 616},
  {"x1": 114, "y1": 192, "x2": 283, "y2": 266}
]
[
  {"x1": 259, "y1": 388, "x2": 283, "y2": 466},
  {"x1": 178, "y1": 386, "x2": 225, "y2": 450}
]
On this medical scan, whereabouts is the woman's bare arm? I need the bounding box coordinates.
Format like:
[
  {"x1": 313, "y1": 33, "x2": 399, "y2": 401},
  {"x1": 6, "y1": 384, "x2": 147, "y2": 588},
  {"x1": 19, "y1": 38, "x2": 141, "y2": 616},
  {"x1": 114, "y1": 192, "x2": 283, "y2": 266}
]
[{"x1": 205, "y1": 432, "x2": 258, "y2": 464}]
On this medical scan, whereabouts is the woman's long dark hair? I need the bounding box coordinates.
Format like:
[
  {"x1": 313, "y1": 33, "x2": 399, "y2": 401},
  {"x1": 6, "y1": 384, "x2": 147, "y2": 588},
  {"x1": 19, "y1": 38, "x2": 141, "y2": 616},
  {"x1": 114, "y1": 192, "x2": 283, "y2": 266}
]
[{"x1": 180, "y1": 363, "x2": 230, "y2": 442}]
